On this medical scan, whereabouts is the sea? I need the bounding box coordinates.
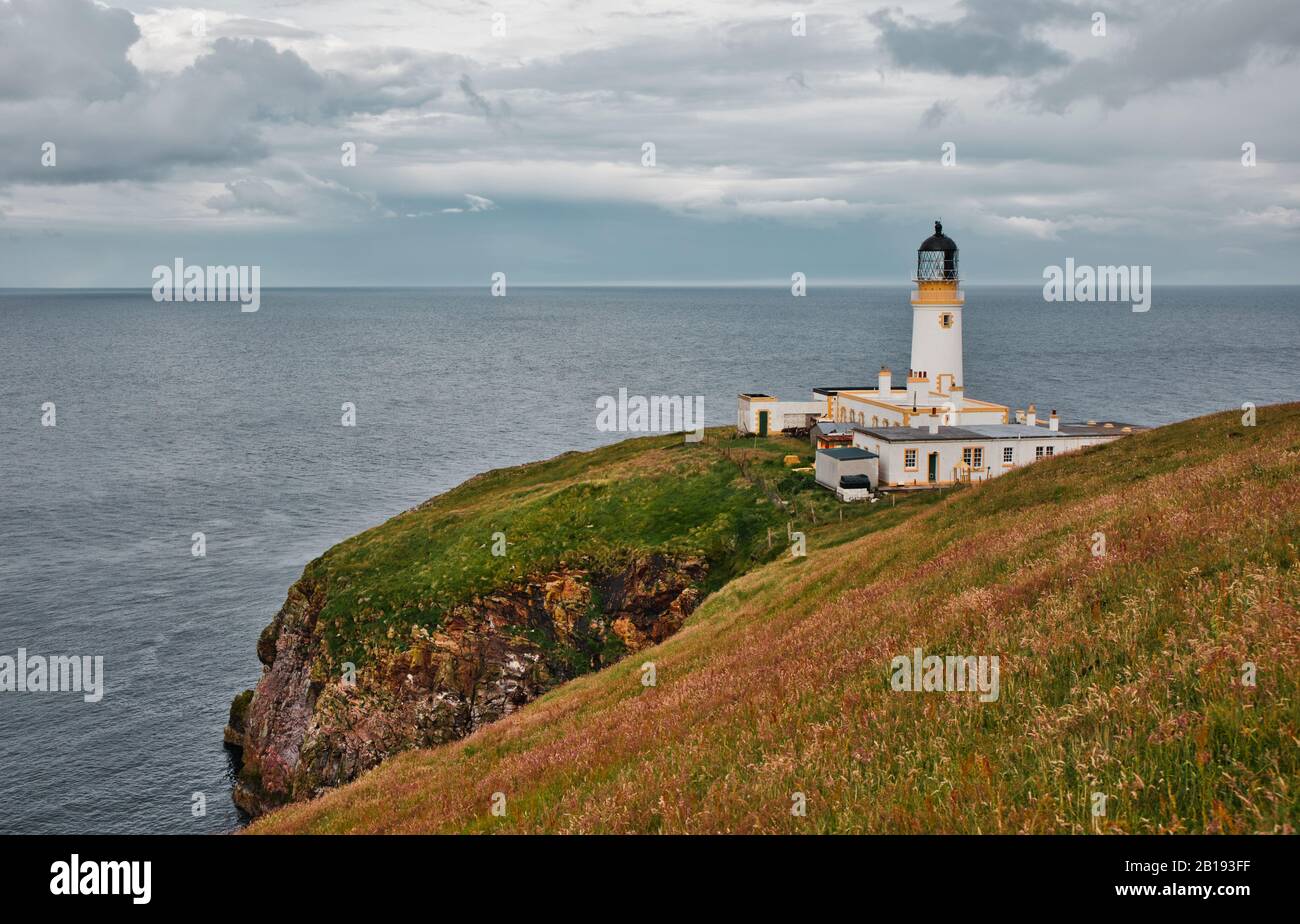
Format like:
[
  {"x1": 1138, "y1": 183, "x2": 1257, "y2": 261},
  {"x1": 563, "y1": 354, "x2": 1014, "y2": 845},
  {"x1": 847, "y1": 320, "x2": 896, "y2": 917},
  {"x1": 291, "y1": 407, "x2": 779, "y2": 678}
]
[{"x1": 1, "y1": 285, "x2": 1297, "y2": 834}]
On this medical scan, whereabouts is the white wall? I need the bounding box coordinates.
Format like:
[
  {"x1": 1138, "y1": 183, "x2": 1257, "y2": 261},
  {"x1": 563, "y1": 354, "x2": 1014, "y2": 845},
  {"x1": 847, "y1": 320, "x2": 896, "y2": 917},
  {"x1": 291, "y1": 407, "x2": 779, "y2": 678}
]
[
  {"x1": 737, "y1": 399, "x2": 824, "y2": 434},
  {"x1": 910, "y1": 302, "x2": 964, "y2": 389},
  {"x1": 815, "y1": 451, "x2": 878, "y2": 490},
  {"x1": 856, "y1": 433, "x2": 1124, "y2": 487}
]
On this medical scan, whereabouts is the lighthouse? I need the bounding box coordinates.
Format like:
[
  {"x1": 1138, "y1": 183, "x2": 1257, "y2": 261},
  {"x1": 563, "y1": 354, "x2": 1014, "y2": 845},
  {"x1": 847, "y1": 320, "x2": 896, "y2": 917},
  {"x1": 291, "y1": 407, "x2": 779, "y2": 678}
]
[
  {"x1": 736, "y1": 218, "x2": 1142, "y2": 494},
  {"x1": 909, "y1": 221, "x2": 963, "y2": 396}
]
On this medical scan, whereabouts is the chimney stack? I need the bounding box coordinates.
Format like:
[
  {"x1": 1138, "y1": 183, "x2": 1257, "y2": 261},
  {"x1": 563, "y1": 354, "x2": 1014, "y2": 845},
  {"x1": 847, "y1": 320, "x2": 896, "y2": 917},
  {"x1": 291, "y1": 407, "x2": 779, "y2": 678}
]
[
  {"x1": 878, "y1": 366, "x2": 892, "y2": 394},
  {"x1": 928, "y1": 409, "x2": 939, "y2": 435},
  {"x1": 1026, "y1": 404, "x2": 1037, "y2": 428},
  {"x1": 1049, "y1": 409, "x2": 1059, "y2": 432}
]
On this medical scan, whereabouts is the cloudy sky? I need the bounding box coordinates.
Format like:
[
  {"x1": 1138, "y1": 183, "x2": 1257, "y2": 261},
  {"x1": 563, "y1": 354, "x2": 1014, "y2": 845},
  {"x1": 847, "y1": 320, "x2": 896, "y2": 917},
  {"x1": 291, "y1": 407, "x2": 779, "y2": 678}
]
[{"x1": 2, "y1": 0, "x2": 1298, "y2": 285}]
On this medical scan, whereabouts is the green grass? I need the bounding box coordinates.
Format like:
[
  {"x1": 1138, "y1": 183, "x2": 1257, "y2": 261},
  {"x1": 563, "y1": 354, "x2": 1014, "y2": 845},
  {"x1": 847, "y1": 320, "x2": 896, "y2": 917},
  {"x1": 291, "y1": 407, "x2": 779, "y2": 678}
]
[{"x1": 296, "y1": 428, "x2": 925, "y2": 671}]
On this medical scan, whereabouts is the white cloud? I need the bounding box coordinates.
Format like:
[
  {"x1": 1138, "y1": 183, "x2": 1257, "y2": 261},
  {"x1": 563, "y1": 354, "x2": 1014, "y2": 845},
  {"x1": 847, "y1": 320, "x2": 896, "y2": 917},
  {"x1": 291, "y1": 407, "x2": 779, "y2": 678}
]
[
  {"x1": 1225, "y1": 206, "x2": 1300, "y2": 228},
  {"x1": 2, "y1": 0, "x2": 1299, "y2": 281}
]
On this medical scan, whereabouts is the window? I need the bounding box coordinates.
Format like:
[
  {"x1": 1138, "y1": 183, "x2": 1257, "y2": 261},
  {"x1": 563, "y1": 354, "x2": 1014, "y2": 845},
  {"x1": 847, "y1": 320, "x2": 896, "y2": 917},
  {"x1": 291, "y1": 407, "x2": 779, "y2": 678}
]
[
  {"x1": 1035, "y1": 445, "x2": 1055, "y2": 459},
  {"x1": 904, "y1": 448, "x2": 918, "y2": 470},
  {"x1": 1045, "y1": 445, "x2": 1054, "y2": 457},
  {"x1": 940, "y1": 312, "x2": 954, "y2": 329},
  {"x1": 1003, "y1": 446, "x2": 1014, "y2": 464},
  {"x1": 962, "y1": 447, "x2": 984, "y2": 469}
]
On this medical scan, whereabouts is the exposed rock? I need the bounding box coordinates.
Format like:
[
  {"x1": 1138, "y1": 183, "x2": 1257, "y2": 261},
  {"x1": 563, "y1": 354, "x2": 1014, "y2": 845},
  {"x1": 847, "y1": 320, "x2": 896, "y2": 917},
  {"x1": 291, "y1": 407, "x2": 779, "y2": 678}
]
[
  {"x1": 231, "y1": 552, "x2": 706, "y2": 817},
  {"x1": 223, "y1": 688, "x2": 254, "y2": 749}
]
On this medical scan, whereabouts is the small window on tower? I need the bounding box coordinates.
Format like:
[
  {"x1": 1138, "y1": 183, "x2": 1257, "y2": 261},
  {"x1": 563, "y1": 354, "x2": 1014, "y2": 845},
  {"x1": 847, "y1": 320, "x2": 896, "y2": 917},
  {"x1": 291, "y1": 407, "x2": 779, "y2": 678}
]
[{"x1": 940, "y1": 312, "x2": 954, "y2": 329}]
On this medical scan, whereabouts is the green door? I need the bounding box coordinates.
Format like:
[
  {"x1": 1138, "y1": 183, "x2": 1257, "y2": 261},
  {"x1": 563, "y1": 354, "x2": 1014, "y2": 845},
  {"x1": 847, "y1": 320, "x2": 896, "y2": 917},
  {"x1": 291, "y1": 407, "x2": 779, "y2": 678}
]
[
  {"x1": 757, "y1": 410, "x2": 769, "y2": 437},
  {"x1": 927, "y1": 452, "x2": 938, "y2": 483}
]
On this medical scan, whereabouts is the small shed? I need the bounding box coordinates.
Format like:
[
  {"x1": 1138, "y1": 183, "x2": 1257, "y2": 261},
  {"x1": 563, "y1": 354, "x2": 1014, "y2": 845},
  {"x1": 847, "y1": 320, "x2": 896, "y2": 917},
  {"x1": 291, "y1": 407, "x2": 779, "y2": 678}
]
[
  {"x1": 810, "y1": 420, "x2": 856, "y2": 449},
  {"x1": 815, "y1": 447, "x2": 879, "y2": 495}
]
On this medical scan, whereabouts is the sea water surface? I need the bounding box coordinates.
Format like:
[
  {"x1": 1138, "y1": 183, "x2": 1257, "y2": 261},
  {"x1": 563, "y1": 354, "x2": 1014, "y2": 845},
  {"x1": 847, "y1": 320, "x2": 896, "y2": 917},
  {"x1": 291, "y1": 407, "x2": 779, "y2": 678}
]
[{"x1": 1, "y1": 285, "x2": 1297, "y2": 834}]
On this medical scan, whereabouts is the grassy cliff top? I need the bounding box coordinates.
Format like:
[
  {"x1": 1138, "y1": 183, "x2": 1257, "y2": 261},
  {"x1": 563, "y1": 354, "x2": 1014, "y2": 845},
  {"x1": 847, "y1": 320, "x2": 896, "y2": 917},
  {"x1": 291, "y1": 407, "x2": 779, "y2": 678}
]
[
  {"x1": 300, "y1": 428, "x2": 937, "y2": 666},
  {"x1": 253, "y1": 405, "x2": 1300, "y2": 834}
]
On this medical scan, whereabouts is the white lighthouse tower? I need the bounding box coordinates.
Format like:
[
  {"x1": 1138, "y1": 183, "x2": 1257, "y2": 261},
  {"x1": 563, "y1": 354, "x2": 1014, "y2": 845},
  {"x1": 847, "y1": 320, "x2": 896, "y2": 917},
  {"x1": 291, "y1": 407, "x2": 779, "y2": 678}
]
[{"x1": 909, "y1": 221, "x2": 963, "y2": 397}]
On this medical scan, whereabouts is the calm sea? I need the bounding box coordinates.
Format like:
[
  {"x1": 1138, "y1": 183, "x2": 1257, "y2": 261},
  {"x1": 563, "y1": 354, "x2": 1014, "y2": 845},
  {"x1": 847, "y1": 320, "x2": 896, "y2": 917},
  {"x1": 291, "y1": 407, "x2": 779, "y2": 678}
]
[{"x1": 1, "y1": 285, "x2": 1297, "y2": 834}]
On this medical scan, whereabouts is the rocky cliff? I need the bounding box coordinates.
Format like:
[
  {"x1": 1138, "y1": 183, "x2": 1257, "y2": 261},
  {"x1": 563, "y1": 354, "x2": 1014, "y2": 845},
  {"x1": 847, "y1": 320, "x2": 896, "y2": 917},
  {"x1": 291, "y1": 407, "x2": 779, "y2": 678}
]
[
  {"x1": 225, "y1": 430, "x2": 862, "y2": 819},
  {"x1": 230, "y1": 552, "x2": 706, "y2": 817}
]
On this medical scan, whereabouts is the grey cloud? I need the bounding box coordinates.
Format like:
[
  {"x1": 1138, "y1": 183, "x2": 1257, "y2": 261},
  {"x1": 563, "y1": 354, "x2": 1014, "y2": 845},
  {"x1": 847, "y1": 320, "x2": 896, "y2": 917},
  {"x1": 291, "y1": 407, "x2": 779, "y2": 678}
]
[
  {"x1": 0, "y1": 1, "x2": 444, "y2": 188},
  {"x1": 919, "y1": 99, "x2": 956, "y2": 129},
  {"x1": 870, "y1": 0, "x2": 1080, "y2": 77},
  {"x1": 205, "y1": 178, "x2": 297, "y2": 215},
  {"x1": 0, "y1": 0, "x2": 140, "y2": 101},
  {"x1": 458, "y1": 73, "x2": 512, "y2": 122},
  {"x1": 505, "y1": 17, "x2": 880, "y2": 107},
  {"x1": 1030, "y1": 0, "x2": 1300, "y2": 111}
]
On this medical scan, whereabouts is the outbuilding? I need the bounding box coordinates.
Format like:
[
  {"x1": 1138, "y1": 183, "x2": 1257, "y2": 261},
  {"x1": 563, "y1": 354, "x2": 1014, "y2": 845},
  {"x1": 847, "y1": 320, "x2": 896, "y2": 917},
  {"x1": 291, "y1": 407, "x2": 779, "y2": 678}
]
[{"x1": 815, "y1": 447, "x2": 879, "y2": 500}]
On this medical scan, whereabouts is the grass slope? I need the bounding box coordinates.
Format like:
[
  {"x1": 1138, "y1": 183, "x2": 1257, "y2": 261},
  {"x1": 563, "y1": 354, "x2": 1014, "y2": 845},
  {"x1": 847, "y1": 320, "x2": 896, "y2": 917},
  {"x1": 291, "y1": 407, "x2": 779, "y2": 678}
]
[
  {"x1": 295, "y1": 427, "x2": 935, "y2": 672},
  {"x1": 252, "y1": 406, "x2": 1300, "y2": 834}
]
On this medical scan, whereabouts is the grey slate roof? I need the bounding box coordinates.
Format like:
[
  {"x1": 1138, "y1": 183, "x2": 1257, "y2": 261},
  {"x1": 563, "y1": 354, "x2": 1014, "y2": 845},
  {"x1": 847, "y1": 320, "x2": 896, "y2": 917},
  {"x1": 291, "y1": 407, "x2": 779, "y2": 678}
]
[
  {"x1": 813, "y1": 386, "x2": 877, "y2": 396},
  {"x1": 819, "y1": 447, "x2": 879, "y2": 460},
  {"x1": 962, "y1": 424, "x2": 1055, "y2": 438},
  {"x1": 853, "y1": 425, "x2": 985, "y2": 442},
  {"x1": 855, "y1": 422, "x2": 1141, "y2": 442}
]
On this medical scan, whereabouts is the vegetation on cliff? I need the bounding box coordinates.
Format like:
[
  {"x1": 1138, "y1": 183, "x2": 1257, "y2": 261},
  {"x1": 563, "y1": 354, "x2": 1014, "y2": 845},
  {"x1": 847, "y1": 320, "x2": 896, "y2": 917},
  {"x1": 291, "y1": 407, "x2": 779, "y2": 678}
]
[
  {"x1": 276, "y1": 428, "x2": 918, "y2": 674},
  {"x1": 233, "y1": 428, "x2": 938, "y2": 814},
  {"x1": 250, "y1": 405, "x2": 1300, "y2": 834}
]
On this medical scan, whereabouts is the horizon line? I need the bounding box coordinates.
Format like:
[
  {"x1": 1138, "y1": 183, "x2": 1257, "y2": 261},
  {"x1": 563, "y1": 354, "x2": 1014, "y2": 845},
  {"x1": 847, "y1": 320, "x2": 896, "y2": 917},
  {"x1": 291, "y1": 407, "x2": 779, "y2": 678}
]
[{"x1": 3, "y1": 281, "x2": 1299, "y2": 291}]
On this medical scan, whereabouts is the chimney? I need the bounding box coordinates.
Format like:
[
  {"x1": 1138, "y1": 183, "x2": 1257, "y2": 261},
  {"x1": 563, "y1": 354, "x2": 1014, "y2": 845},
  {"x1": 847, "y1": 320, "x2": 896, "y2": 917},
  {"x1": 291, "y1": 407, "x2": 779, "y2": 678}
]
[
  {"x1": 878, "y1": 366, "x2": 892, "y2": 394},
  {"x1": 928, "y1": 409, "x2": 939, "y2": 435},
  {"x1": 1026, "y1": 404, "x2": 1037, "y2": 428},
  {"x1": 1014, "y1": 408, "x2": 1026, "y2": 424},
  {"x1": 908, "y1": 369, "x2": 926, "y2": 402},
  {"x1": 1049, "y1": 409, "x2": 1059, "y2": 432}
]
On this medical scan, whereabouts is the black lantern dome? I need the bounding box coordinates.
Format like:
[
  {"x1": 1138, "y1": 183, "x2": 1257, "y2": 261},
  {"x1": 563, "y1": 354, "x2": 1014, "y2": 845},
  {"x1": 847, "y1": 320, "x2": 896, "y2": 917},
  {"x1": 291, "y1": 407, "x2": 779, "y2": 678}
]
[{"x1": 917, "y1": 220, "x2": 958, "y2": 281}]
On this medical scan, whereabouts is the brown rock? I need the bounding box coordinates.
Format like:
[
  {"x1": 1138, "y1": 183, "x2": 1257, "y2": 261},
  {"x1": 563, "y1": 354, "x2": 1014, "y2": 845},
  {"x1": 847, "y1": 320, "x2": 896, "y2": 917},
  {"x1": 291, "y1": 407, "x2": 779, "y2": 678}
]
[{"x1": 231, "y1": 552, "x2": 706, "y2": 817}]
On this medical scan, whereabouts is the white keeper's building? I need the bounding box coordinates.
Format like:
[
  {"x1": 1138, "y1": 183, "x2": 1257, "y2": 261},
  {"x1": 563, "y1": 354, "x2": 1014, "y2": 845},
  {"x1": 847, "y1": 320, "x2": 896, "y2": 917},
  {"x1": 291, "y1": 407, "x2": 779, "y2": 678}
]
[{"x1": 737, "y1": 221, "x2": 1141, "y2": 494}]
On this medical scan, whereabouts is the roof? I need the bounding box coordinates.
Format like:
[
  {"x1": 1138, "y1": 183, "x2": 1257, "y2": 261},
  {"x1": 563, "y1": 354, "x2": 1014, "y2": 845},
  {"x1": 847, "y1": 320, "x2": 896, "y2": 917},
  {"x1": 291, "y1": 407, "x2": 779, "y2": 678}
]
[
  {"x1": 854, "y1": 425, "x2": 985, "y2": 443},
  {"x1": 960, "y1": 424, "x2": 1052, "y2": 438},
  {"x1": 919, "y1": 220, "x2": 957, "y2": 253},
  {"x1": 856, "y1": 422, "x2": 1140, "y2": 443},
  {"x1": 813, "y1": 421, "x2": 856, "y2": 435},
  {"x1": 813, "y1": 386, "x2": 878, "y2": 396},
  {"x1": 819, "y1": 447, "x2": 878, "y2": 460}
]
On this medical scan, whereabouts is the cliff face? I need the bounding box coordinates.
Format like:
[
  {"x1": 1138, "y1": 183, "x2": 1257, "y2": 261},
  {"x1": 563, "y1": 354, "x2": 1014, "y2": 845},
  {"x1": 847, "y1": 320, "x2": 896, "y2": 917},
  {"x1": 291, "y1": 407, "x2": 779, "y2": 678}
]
[{"x1": 232, "y1": 552, "x2": 706, "y2": 817}]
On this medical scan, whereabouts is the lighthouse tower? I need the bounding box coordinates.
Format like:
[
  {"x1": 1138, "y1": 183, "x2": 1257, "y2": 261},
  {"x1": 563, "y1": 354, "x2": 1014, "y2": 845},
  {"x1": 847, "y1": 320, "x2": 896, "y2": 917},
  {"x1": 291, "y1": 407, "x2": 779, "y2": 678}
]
[{"x1": 909, "y1": 221, "x2": 963, "y2": 396}]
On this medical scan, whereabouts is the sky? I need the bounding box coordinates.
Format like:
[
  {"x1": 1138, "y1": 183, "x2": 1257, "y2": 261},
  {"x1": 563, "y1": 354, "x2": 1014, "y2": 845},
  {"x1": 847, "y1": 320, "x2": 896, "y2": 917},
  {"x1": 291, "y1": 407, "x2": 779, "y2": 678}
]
[{"x1": 1, "y1": 0, "x2": 1298, "y2": 286}]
